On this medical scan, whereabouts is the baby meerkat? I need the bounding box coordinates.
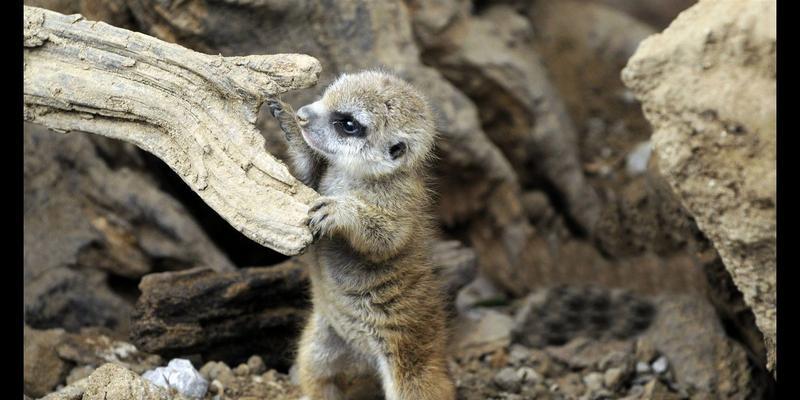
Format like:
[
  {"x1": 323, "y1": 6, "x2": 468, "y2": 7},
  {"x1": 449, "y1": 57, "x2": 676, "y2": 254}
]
[{"x1": 267, "y1": 71, "x2": 455, "y2": 400}]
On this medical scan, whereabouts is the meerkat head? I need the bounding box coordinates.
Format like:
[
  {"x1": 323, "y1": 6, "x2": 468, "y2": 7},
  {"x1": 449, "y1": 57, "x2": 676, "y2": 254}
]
[{"x1": 295, "y1": 70, "x2": 435, "y2": 177}]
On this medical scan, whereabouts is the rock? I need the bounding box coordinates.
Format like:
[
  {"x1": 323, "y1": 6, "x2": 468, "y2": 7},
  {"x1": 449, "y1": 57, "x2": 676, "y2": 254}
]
[
  {"x1": 233, "y1": 364, "x2": 251, "y2": 377},
  {"x1": 494, "y1": 367, "x2": 522, "y2": 393},
  {"x1": 142, "y1": 359, "x2": 208, "y2": 399},
  {"x1": 430, "y1": 240, "x2": 478, "y2": 312},
  {"x1": 577, "y1": 0, "x2": 697, "y2": 29},
  {"x1": 525, "y1": 0, "x2": 655, "y2": 168},
  {"x1": 546, "y1": 338, "x2": 634, "y2": 370},
  {"x1": 413, "y1": 3, "x2": 601, "y2": 236},
  {"x1": 65, "y1": 366, "x2": 95, "y2": 385},
  {"x1": 450, "y1": 309, "x2": 514, "y2": 356},
  {"x1": 39, "y1": 382, "x2": 88, "y2": 400},
  {"x1": 508, "y1": 345, "x2": 532, "y2": 367},
  {"x1": 554, "y1": 373, "x2": 586, "y2": 398},
  {"x1": 604, "y1": 367, "x2": 626, "y2": 390},
  {"x1": 583, "y1": 372, "x2": 605, "y2": 392},
  {"x1": 599, "y1": 350, "x2": 633, "y2": 371},
  {"x1": 23, "y1": 326, "x2": 69, "y2": 398},
  {"x1": 246, "y1": 355, "x2": 266, "y2": 375},
  {"x1": 55, "y1": 327, "x2": 162, "y2": 374},
  {"x1": 641, "y1": 379, "x2": 681, "y2": 400},
  {"x1": 516, "y1": 367, "x2": 542, "y2": 384},
  {"x1": 636, "y1": 362, "x2": 652, "y2": 374},
  {"x1": 131, "y1": 258, "x2": 310, "y2": 368},
  {"x1": 199, "y1": 361, "x2": 235, "y2": 384},
  {"x1": 24, "y1": 123, "x2": 234, "y2": 333},
  {"x1": 455, "y1": 274, "x2": 508, "y2": 313},
  {"x1": 196, "y1": 360, "x2": 301, "y2": 400},
  {"x1": 626, "y1": 141, "x2": 653, "y2": 175},
  {"x1": 640, "y1": 295, "x2": 768, "y2": 397},
  {"x1": 623, "y1": 0, "x2": 776, "y2": 372},
  {"x1": 651, "y1": 356, "x2": 669, "y2": 375},
  {"x1": 82, "y1": 363, "x2": 170, "y2": 400}
]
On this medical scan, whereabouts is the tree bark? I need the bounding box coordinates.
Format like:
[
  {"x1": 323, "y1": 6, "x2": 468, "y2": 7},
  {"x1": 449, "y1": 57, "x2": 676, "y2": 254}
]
[{"x1": 23, "y1": 5, "x2": 321, "y2": 255}]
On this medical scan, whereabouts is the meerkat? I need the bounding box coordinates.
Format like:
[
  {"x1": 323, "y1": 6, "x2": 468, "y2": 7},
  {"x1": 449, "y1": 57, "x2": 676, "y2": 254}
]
[{"x1": 267, "y1": 70, "x2": 455, "y2": 400}]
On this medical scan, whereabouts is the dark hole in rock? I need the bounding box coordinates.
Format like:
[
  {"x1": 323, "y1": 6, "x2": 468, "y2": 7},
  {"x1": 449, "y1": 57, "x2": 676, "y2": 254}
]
[{"x1": 137, "y1": 151, "x2": 290, "y2": 267}]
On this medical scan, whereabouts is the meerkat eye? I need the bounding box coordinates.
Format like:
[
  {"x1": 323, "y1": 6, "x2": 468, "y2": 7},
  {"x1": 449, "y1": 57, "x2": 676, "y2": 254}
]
[
  {"x1": 389, "y1": 142, "x2": 406, "y2": 160},
  {"x1": 332, "y1": 114, "x2": 365, "y2": 137}
]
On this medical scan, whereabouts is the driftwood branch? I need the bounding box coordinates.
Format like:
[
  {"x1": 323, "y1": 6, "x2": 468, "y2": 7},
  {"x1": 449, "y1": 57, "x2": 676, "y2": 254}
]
[{"x1": 23, "y1": 6, "x2": 321, "y2": 255}]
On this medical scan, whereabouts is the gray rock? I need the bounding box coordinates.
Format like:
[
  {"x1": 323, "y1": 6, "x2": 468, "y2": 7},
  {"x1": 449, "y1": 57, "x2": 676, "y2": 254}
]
[
  {"x1": 142, "y1": 359, "x2": 208, "y2": 399},
  {"x1": 23, "y1": 326, "x2": 69, "y2": 398},
  {"x1": 508, "y1": 344, "x2": 533, "y2": 366},
  {"x1": 246, "y1": 355, "x2": 266, "y2": 375},
  {"x1": 451, "y1": 309, "x2": 514, "y2": 355},
  {"x1": 516, "y1": 367, "x2": 542, "y2": 384},
  {"x1": 582, "y1": 372, "x2": 605, "y2": 392},
  {"x1": 494, "y1": 367, "x2": 522, "y2": 393},
  {"x1": 24, "y1": 124, "x2": 234, "y2": 333}
]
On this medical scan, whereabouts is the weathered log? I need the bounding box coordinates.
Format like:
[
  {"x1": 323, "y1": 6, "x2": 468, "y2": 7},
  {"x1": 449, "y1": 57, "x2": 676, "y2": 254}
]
[
  {"x1": 23, "y1": 6, "x2": 321, "y2": 255},
  {"x1": 131, "y1": 258, "x2": 311, "y2": 367}
]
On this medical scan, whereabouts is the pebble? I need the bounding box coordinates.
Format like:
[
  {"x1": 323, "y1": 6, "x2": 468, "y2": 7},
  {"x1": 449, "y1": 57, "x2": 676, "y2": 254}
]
[
  {"x1": 233, "y1": 363, "x2": 250, "y2": 376},
  {"x1": 582, "y1": 372, "x2": 605, "y2": 392},
  {"x1": 494, "y1": 367, "x2": 522, "y2": 393},
  {"x1": 604, "y1": 367, "x2": 625, "y2": 389},
  {"x1": 516, "y1": 366, "x2": 541, "y2": 384},
  {"x1": 509, "y1": 344, "x2": 532, "y2": 366},
  {"x1": 652, "y1": 356, "x2": 669, "y2": 374},
  {"x1": 246, "y1": 355, "x2": 266, "y2": 375},
  {"x1": 635, "y1": 361, "x2": 651, "y2": 374},
  {"x1": 625, "y1": 141, "x2": 652, "y2": 175},
  {"x1": 199, "y1": 361, "x2": 233, "y2": 382}
]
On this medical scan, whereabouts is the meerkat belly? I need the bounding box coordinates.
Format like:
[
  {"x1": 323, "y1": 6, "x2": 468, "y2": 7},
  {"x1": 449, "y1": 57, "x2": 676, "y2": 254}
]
[{"x1": 312, "y1": 238, "x2": 421, "y2": 351}]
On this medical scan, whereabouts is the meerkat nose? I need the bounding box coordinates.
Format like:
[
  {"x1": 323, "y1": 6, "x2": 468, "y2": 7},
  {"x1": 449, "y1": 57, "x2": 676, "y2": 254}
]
[{"x1": 296, "y1": 105, "x2": 312, "y2": 127}]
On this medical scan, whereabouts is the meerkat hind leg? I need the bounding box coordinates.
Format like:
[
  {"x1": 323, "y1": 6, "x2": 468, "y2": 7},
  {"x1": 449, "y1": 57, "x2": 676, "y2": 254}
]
[
  {"x1": 378, "y1": 353, "x2": 455, "y2": 400},
  {"x1": 297, "y1": 315, "x2": 372, "y2": 400}
]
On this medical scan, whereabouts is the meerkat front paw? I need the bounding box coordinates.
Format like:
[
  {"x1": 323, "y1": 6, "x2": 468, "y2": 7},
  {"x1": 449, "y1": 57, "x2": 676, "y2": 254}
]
[
  {"x1": 266, "y1": 97, "x2": 301, "y2": 139},
  {"x1": 307, "y1": 196, "x2": 357, "y2": 239}
]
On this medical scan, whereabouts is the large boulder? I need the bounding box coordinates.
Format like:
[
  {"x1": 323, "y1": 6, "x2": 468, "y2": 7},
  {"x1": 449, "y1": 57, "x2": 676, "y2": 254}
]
[
  {"x1": 622, "y1": 0, "x2": 776, "y2": 372},
  {"x1": 24, "y1": 123, "x2": 234, "y2": 333}
]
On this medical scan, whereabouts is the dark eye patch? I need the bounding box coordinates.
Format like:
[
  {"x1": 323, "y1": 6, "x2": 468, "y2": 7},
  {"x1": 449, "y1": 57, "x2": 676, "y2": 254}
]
[{"x1": 331, "y1": 111, "x2": 366, "y2": 138}]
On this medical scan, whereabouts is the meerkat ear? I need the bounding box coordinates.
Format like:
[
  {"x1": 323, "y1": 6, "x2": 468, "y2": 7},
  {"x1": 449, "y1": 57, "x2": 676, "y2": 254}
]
[{"x1": 389, "y1": 142, "x2": 407, "y2": 160}]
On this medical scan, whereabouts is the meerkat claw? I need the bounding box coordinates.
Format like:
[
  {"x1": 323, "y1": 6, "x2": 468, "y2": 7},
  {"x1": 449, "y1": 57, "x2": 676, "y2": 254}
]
[{"x1": 267, "y1": 98, "x2": 283, "y2": 117}]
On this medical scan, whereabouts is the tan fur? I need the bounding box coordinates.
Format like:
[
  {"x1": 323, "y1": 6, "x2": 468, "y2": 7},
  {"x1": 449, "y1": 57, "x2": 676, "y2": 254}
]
[{"x1": 268, "y1": 71, "x2": 454, "y2": 400}]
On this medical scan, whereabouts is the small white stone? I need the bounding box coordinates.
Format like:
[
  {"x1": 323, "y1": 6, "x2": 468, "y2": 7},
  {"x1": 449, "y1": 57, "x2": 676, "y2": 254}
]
[
  {"x1": 142, "y1": 358, "x2": 208, "y2": 399},
  {"x1": 651, "y1": 356, "x2": 669, "y2": 374},
  {"x1": 635, "y1": 361, "x2": 651, "y2": 374},
  {"x1": 625, "y1": 141, "x2": 652, "y2": 175}
]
